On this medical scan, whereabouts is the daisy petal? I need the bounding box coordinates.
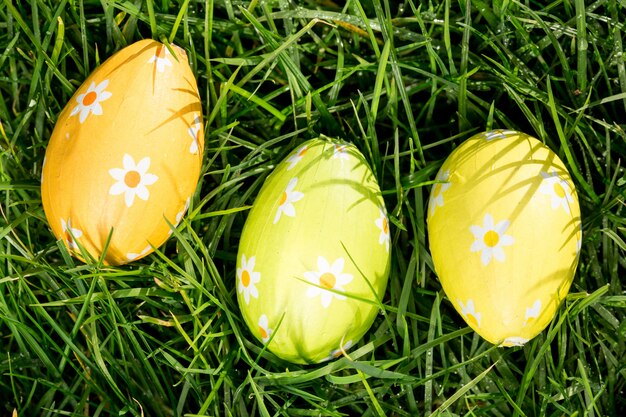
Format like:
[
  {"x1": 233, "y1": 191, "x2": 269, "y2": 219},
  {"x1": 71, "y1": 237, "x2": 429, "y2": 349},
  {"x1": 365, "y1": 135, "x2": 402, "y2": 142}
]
[
  {"x1": 135, "y1": 186, "x2": 150, "y2": 201},
  {"x1": 109, "y1": 182, "x2": 127, "y2": 195},
  {"x1": 142, "y1": 173, "x2": 159, "y2": 185},
  {"x1": 124, "y1": 191, "x2": 135, "y2": 207},
  {"x1": 136, "y1": 157, "x2": 151, "y2": 174},
  {"x1": 123, "y1": 154, "x2": 134, "y2": 169},
  {"x1": 108, "y1": 168, "x2": 126, "y2": 180},
  {"x1": 282, "y1": 204, "x2": 296, "y2": 217},
  {"x1": 481, "y1": 250, "x2": 492, "y2": 266}
]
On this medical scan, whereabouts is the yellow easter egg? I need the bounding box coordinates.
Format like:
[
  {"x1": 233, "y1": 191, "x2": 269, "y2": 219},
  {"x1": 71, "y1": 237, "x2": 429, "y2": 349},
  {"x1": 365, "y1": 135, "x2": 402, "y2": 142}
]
[
  {"x1": 427, "y1": 130, "x2": 582, "y2": 346},
  {"x1": 236, "y1": 137, "x2": 391, "y2": 364},
  {"x1": 41, "y1": 39, "x2": 204, "y2": 265}
]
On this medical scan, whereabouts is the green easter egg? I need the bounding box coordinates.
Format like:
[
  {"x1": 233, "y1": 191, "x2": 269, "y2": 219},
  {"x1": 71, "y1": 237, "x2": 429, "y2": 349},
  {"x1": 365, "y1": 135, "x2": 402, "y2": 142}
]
[{"x1": 236, "y1": 137, "x2": 391, "y2": 364}]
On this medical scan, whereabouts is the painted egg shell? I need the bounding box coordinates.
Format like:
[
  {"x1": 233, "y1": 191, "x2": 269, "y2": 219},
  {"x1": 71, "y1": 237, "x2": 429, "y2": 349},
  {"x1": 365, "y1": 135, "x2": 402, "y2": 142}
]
[
  {"x1": 41, "y1": 39, "x2": 204, "y2": 265},
  {"x1": 236, "y1": 138, "x2": 391, "y2": 364},
  {"x1": 427, "y1": 130, "x2": 582, "y2": 347}
]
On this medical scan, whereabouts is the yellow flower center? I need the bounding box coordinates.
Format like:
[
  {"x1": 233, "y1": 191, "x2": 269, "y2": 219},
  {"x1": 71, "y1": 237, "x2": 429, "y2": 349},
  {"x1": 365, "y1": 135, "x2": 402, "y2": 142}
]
[
  {"x1": 483, "y1": 230, "x2": 500, "y2": 247},
  {"x1": 279, "y1": 192, "x2": 287, "y2": 206},
  {"x1": 553, "y1": 182, "x2": 566, "y2": 198},
  {"x1": 258, "y1": 326, "x2": 268, "y2": 340},
  {"x1": 241, "y1": 270, "x2": 251, "y2": 287},
  {"x1": 298, "y1": 148, "x2": 307, "y2": 157},
  {"x1": 320, "y1": 272, "x2": 336, "y2": 289},
  {"x1": 82, "y1": 91, "x2": 98, "y2": 106},
  {"x1": 382, "y1": 217, "x2": 389, "y2": 234},
  {"x1": 124, "y1": 170, "x2": 141, "y2": 188},
  {"x1": 466, "y1": 313, "x2": 479, "y2": 328}
]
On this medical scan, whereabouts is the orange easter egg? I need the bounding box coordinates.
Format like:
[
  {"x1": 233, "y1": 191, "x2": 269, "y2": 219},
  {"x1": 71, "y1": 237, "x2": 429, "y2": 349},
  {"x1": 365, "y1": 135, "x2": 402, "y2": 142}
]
[{"x1": 41, "y1": 39, "x2": 204, "y2": 265}]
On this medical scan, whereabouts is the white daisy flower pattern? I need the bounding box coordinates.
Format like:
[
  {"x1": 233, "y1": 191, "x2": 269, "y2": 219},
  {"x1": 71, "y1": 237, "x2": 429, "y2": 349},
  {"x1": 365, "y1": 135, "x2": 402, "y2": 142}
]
[
  {"x1": 176, "y1": 198, "x2": 191, "y2": 224},
  {"x1": 60, "y1": 218, "x2": 83, "y2": 250},
  {"x1": 332, "y1": 143, "x2": 350, "y2": 161},
  {"x1": 109, "y1": 154, "x2": 159, "y2": 207},
  {"x1": 147, "y1": 47, "x2": 173, "y2": 72},
  {"x1": 523, "y1": 299, "x2": 541, "y2": 327},
  {"x1": 274, "y1": 178, "x2": 304, "y2": 224},
  {"x1": 258, "y1": 314, "x2": 272, "y2": 344},
  {"x1": 539, "y1": 171, "x2": 575, "y2": 215},
  {"x1": 237, "y1": 254, "x2": 261, "y2": 305},
  {"x1": 305, "y1": 256, "x2": 353, "y2": 308},
  {"x1": 375, "y1": 208, "x2": 390, "y2": 251},
  {"x1": 481, "y1": 129, "x2": 519, "y2": 141},
  {"x1": 168, "y1": 198, "x2": 191, "y2": 236},
  {"x1": 458, "y1": 299, "x2": 482, "y2": 328},
  {"x1": 323, "y1": 340, "x2": 354, "y2": 362},
  {"x1": 187, "y1": 114, "x2": 202, "y2": 154},
  {"x1": 70, "y1": 80, "x2": 112, "y2": 124},
  {"x1": 127, "y1": 245, "x2": 152, "y2": 261},
  {"x1": 286, "y1": 145, "x2": 308, "y2": 171},
  {"x1": 470, "y1": 213, "x2": 515, "y2": 266},
  {"x1": 502, "y1": 337, "x2": 529, "y2": 347},
  {"x1": 428, "y1": 170, "x2": 451, "y2": 216}
]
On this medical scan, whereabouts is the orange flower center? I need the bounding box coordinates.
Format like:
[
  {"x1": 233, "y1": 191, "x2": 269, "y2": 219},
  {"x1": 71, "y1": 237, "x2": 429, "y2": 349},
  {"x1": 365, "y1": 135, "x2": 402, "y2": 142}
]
[
  {"x1": 298, "y1": 147, "x2": 307, "y2": 157},
  {"x1": 241, "y1": 270, "x2": 251, "y2": 287},
  {"x1": 320, "y1": 272, "x2": 336, "y2": 289},
  {"x1": 483, "y1": 230, "x2": 499, "y2": 247},
  {"x1": 124, "y1": 171, "x2": 141, "y2": 188},
  {"x1": 466, "y1": 313, "x2": 479, "y2": 328},
  {"x1": 258, "y1": 326, "x2": 268, "y2": 340},
  {"x1": 553, "y1": 182, "x2": 566, "y2": 198},
  {"x1": 279, "y1": 192, "x2": 288, "y2": 206},
  {"x1": 82, "y1": 91, "x2": 98, "y2": 106},
  {"x1": 65, "y1": 231, "x2": 74, "y2": 245}
]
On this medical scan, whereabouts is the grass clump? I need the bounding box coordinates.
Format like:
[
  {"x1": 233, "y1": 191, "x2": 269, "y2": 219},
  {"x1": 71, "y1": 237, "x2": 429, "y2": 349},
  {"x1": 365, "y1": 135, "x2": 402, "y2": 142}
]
[{"x1": 1, "y1": 0, "x2": 625, "y2": 416}]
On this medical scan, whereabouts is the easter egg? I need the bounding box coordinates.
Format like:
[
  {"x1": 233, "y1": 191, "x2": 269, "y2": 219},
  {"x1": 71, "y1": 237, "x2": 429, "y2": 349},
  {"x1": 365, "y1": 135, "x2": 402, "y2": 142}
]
[
  {"x1": 41, "y1": 39, "x2": 204, "y2": 265},
  {"x1": 427, "y1": 130, "x2": 582, "y2": 346},
  {"x1": 236, "y1": 137, "x2": 391, "y2": 363}
]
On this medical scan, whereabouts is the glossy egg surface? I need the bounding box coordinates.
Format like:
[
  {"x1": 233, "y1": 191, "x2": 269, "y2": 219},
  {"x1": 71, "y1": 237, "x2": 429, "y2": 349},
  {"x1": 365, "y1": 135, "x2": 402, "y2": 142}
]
[
  {"x1": 41, "y1": 39, "x2": 204, "y2": 265},
  {"x1": 427, "y1": 130, "x2": 582, "y2": 346},
  {"x1": 236, "y1": 137, "x2": 391, "y2": 363}
]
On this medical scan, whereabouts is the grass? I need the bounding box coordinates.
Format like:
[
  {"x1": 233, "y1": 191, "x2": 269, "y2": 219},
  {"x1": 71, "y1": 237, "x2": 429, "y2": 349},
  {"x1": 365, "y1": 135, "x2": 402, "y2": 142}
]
[{"x1": 1, "y1": 0, "x2": 625, "y2": 415}]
